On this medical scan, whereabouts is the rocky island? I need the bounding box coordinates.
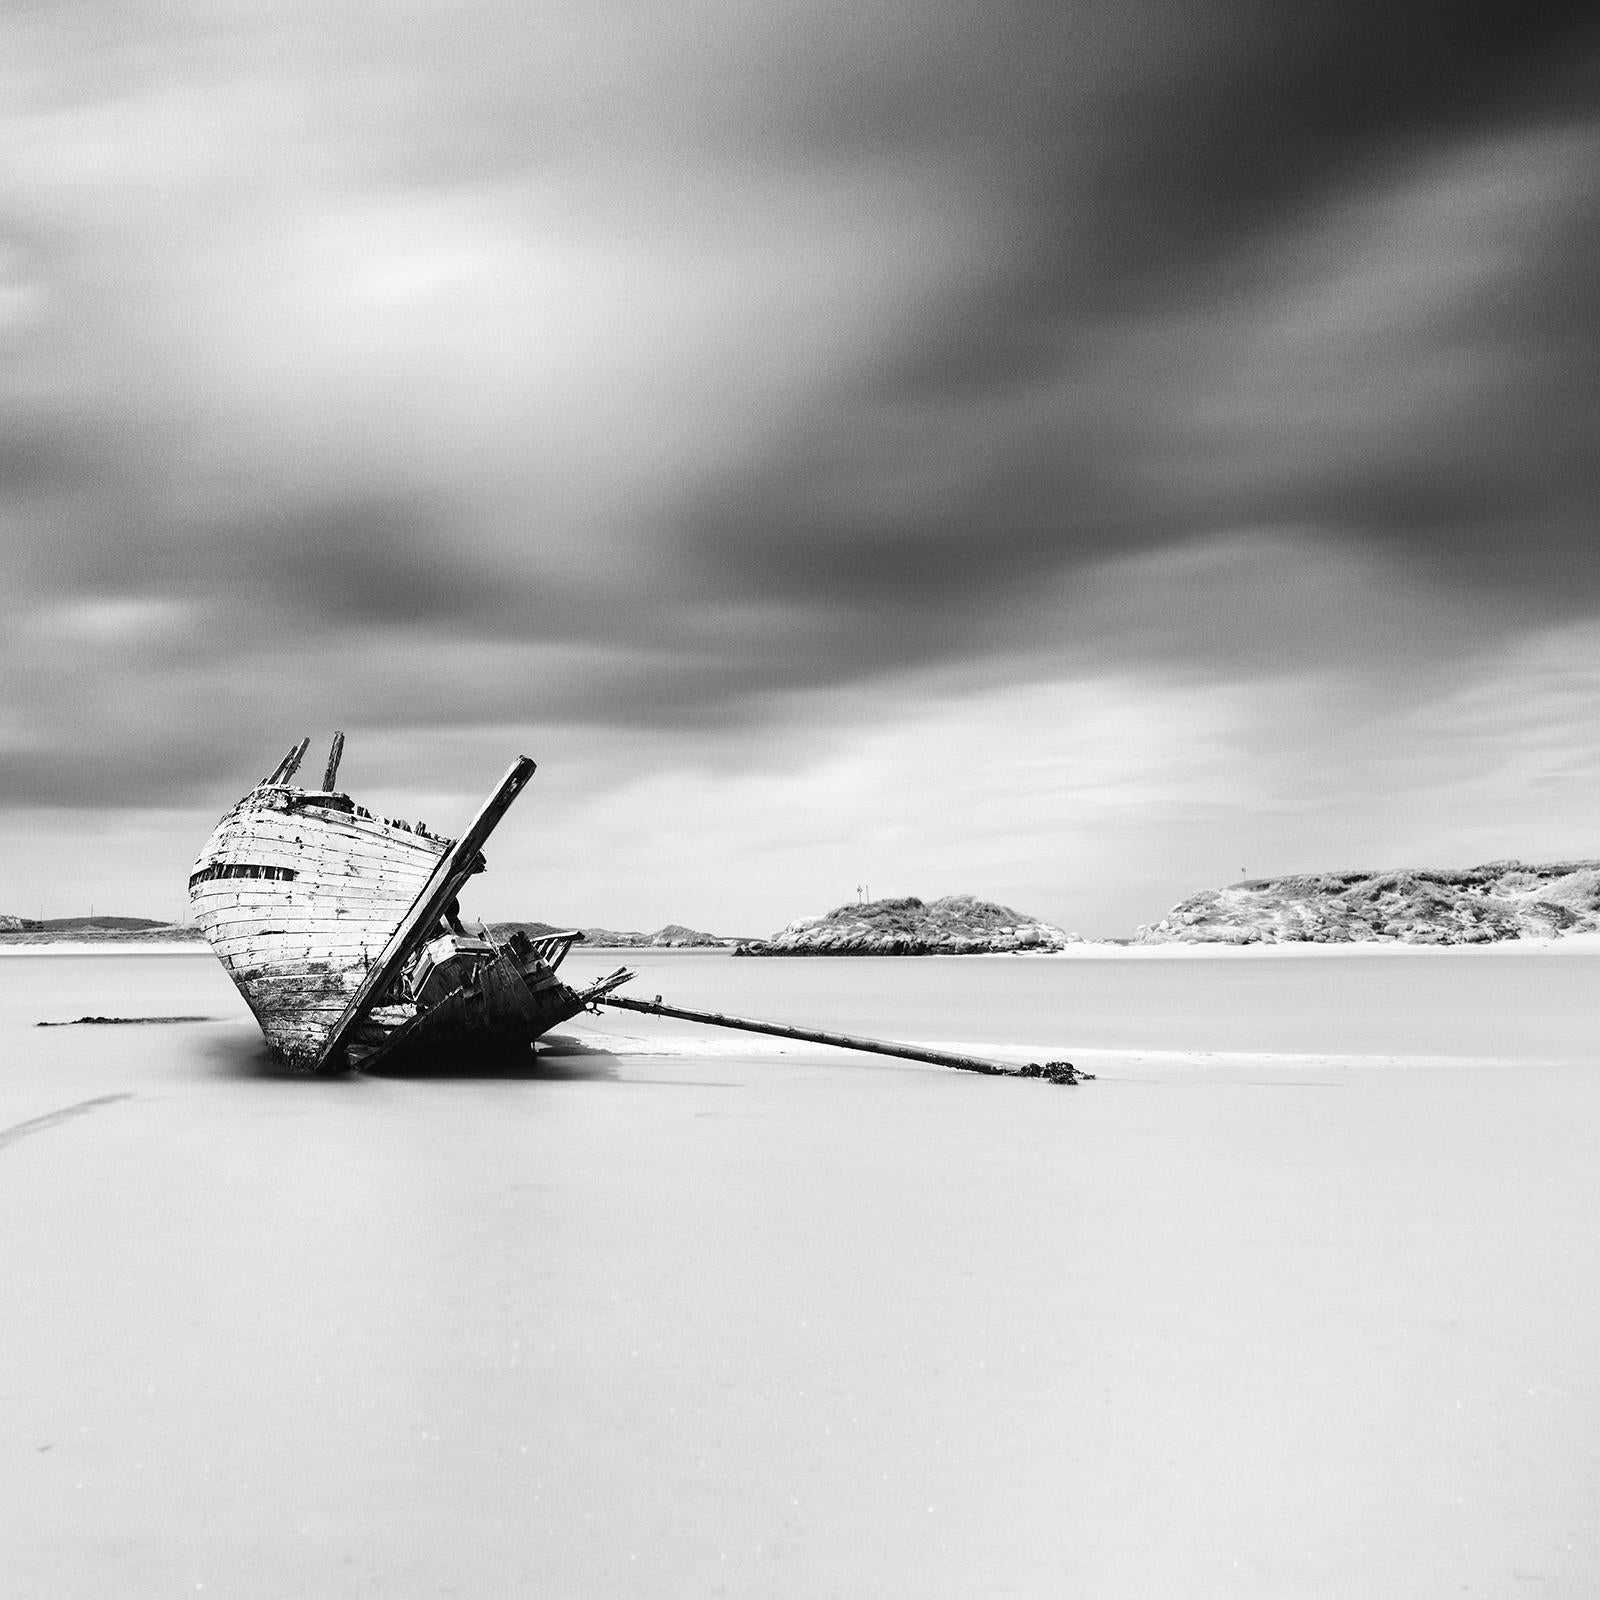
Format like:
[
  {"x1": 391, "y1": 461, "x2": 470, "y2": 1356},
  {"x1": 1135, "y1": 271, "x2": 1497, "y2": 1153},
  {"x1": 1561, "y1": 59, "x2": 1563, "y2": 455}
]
[
  {"x1": 1136, "y1": 861, "x2": 1600, "y2": 945},
  {"x1": 0, "y1": 915, "x2": 203, "y2": 945},
  {"x1": 490, "y1": 920, "x2": 730, "y2": 949},
  {"x1": 735, "y1": 894, "x2": 1078, "y2": 955}
]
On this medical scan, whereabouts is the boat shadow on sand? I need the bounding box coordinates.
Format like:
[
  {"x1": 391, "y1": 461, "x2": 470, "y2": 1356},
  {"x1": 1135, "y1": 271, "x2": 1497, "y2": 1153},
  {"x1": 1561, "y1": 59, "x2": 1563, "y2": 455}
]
[
  {"x1": 202, "y1": 1026, "x2": 622, "y2": 1082},
  {"x1": 364, "y1": 1033, "x2": 623, "y2": 1082}
]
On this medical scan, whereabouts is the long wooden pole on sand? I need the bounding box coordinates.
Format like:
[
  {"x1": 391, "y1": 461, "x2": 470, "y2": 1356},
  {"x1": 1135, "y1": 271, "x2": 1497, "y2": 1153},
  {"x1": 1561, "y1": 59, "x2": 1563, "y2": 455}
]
[{"x1": 596, "y1": 992, "x2": 1089, "y2": 1084}]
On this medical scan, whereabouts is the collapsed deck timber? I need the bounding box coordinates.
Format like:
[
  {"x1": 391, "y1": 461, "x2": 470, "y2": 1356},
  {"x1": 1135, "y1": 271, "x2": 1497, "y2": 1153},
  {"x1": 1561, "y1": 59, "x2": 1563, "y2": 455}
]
[{"x1": 189, "y1": 738, "x2": 613, "y2": 1072}]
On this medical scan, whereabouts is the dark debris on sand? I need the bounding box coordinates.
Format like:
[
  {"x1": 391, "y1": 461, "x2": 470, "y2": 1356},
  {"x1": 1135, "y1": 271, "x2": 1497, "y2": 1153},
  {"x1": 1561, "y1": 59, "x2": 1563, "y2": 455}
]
[{"x1": 36, "y1": 1015, "x2": 214, "y2": 1027}]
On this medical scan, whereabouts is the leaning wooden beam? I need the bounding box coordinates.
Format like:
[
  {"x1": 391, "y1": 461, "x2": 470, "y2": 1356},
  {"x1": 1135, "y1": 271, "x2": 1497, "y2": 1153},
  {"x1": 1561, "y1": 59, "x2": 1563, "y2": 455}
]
[
  {"x1": 596, "y1": 993, "x2": 1088, "y2": 1083},
  {"x1": 280, "y1": 736, "x2": 310, "y2": 784},
  {"x1": 264, "y1": 736, "x2": 309, "y2": 786},
  {"x1": 312, "y1": 756, "x2": 539, "y2": 1073}
]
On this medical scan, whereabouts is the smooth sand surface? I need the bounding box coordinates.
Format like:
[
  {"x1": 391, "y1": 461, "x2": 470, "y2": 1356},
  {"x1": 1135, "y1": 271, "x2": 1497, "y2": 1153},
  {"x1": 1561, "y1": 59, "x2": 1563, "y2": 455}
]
[{"x1": 4, "y1": 948, "x2": 1599, "y2": 1598}]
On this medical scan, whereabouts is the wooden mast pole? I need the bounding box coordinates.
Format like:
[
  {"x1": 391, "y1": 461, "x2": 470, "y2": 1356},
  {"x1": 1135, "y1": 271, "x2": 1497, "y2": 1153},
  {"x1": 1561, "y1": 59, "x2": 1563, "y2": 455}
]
[{"x1": 321, "y1": 730, "x2": 346, "y2": 792}]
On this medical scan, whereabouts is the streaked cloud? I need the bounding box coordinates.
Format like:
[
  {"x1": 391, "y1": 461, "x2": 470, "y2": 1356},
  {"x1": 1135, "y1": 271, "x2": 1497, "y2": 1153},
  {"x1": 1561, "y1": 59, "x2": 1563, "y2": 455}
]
[{"x1": 2, "y1": 0, "x2": 1598, "y2": 925}]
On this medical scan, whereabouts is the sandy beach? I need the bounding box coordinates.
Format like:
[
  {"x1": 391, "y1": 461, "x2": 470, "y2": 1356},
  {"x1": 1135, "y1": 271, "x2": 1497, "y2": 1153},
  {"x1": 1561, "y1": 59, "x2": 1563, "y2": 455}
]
[{"x1": 4, "y1": 945, "x2": 1598, "y2": 1598}]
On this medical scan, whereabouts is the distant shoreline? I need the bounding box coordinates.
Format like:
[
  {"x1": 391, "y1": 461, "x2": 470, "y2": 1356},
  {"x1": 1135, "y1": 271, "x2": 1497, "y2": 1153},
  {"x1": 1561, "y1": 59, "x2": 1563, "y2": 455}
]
[
  {"x1": 8, "y1": 934, "x2": 1600, "y2": 959},
  {"x1": 0, "y1": 940, "x2": 206, "y2": 956}
]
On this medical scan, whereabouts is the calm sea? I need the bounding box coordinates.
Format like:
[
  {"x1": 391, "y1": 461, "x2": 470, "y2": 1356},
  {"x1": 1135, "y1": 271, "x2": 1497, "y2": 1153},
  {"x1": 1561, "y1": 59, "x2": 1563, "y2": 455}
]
[
  {"x1": 7, "y1": 944, "x2": 1599, "y2": 1598},
  {"x1": 5, "y1": 943, "x2": 1595, "y2": 1068}
]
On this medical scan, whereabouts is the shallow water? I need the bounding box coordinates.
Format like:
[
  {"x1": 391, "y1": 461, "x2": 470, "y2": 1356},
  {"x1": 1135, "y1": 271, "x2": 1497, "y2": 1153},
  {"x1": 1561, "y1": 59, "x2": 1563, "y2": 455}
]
[
  {"x1": 6, "y1": 941, "x2": 1595, "y2": 1065},
  {"x1": 562, "y1": 943, "x2": 1600, "y2": 1064},
  {"x1": 4, "y1": 949, "x2": 1599, "y2": 1598}
]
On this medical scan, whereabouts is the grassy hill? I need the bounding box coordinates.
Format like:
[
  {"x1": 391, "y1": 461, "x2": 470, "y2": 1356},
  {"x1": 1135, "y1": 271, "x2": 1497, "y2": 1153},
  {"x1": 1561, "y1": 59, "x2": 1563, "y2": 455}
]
[
  {"x1": 1137, "y1": 861, "x2": 1600, "y2": 945},
  {"x1": 736, "y1": 894, "x2": 1078, "y2": 955}
]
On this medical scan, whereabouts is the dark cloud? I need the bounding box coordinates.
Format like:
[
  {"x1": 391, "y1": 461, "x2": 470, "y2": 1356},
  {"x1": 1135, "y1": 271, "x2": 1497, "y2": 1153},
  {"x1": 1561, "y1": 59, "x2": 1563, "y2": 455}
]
[
  {"x1": 2, "y1": 0, "x2": 1600, "y2": 811},
  {"x1": 678, "y1": 0, "x2": 1600, "y2": 622},
  {"x1": 231, "y1": 499, "x2": 507, "y2": 626},
  {"x1": 1056, "y1": 0, "x2": 1600, "y2": 304},
  {"x1": 0, "y1": 735, "x2": 266, "y2": 811},
  {"x1": 0, "y1": 427, "x2": 70, "y2": 498}
]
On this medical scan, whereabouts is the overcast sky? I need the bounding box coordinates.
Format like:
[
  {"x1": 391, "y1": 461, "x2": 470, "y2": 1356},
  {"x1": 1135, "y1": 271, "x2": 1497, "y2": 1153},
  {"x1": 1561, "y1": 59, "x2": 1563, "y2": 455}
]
[{"x1": 3, "y1": 0, "x2": 1599, "y2": 935}]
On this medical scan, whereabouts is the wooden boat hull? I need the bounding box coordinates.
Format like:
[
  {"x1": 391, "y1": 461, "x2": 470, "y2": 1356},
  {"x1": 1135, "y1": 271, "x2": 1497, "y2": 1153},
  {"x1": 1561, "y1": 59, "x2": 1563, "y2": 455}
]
[{"x1": 189, "y1": 761, "x2": 589, "y2": 1071}]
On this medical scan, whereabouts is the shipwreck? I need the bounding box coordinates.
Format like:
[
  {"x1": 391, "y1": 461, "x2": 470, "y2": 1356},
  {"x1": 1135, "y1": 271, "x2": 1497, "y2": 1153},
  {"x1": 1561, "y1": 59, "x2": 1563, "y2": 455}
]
[
  {"x1": 189, "y1": 736, "x2": 630, "y2": 1072},
  {"x1": 191, "y1": 736, "x2": 1086, "y2": 1082}
]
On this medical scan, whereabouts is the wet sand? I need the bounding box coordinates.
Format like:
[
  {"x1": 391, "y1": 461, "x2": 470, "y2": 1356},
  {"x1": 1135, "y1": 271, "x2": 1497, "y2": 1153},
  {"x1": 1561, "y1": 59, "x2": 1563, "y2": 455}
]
[{"x1": 4, "y1": 948, "x2": 1599, "y2": 1597}]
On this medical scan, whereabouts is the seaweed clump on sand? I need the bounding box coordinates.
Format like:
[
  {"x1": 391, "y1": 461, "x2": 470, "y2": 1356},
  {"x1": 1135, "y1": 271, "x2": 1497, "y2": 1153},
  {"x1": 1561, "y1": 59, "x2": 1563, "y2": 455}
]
[{"x1": 37, "y1": 1015, "x2": 213, "y2": 1027}]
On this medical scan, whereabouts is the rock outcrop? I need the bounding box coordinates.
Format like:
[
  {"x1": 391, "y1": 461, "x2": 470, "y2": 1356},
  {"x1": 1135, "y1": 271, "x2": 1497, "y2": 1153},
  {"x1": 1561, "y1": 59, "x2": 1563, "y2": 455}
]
[
  {"x1": 735, "y1": 894, "x2": 1079, "y2": 955},
  {"x1": 0, "y1": 916, "x2": 203, "y2": 943},
  {"x1": 1136, "y1": 861, "x2": 1600, "y2": 945},
  {"x1": 641, "y1": 923, "x2": 729, "y2": 948},
  {"x1": 492, "y1": 920, "x2": 729, "y2": 949}
]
